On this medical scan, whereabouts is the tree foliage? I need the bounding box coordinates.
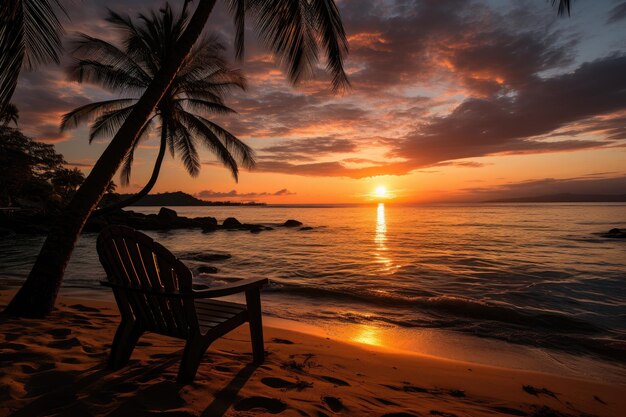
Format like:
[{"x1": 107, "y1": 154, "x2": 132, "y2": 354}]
[{"x1": 0, "y1": 126, "x2": 74, "y2": 209}]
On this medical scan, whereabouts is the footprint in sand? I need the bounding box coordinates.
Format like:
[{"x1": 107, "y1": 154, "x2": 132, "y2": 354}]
[
  {"x1": 320, "y1": 376, "x2": 350, "y2": 387},
  {"x1": 430, "y1": 411, "x2": 459, "y2": 417},
  {"x1": 214, "y1": 365, "x2": 232, "y2": 373},
  {"x1": 234, "y1": 396, "x2": 288, "y2": 414},
  {"x1": 491, "y1": 406, "x2": 527, "y2": 416},
  {"x1": 46, "y1": 328, "x2": 72, "y2": 339},
  {"x1": 0, "y1": 342, "x2": 26, "y2": 351},
  {"x1": 271, "y1": 338, "x2": 295, "y2": 344},
  {"x1": 381, "y1": 413, "x2": 419, "y2": 417},
  {"x1": 21, "y1": 362, "x2": 55, "y2": 374},
  {"x1": 375, "y1": 398, "x2": 399, "y2": 406},
  {"x1": 69, "y1": 304, "x2": 100, "y2": 313},
  {"x1": 47, "y1": 337, "x2": 81, "y2": 350},
  {"x1": 262, "y1": 377, "x2": 313, "y2": 391},
  {"x1": 322, "y1": 396, "x2": 344, "y2": 413}
]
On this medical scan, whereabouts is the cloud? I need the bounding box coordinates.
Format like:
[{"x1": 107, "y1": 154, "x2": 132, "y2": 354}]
[
  {"x1": 459, "y1": 173, "x2": 626, "y2": 201},
  {"x1": 259, "y1": 137, "x2": 359, "y2": 161},
  {"x1": 389, "y1": 54, "x2": 626, "y2": 168},
  {"x1": 607, "y1": 2, "x2": 626, "y2": 24},
  {"x1": 195, "y1": 189, "x2": 296, "y2": 199}
]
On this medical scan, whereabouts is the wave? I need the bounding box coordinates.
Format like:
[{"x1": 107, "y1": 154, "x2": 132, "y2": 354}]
[{"x1": 266, "y1": 282, "x2": 605, "y2": 334}]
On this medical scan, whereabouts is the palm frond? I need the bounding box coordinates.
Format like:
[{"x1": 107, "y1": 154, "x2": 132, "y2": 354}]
[
  {"x1": 227, "y1": 0, "x2": 246, "y2": 59},
  {"x1": 169, "y1": 117, "x2": 200, "y2": 177},
  {"x1": 197, "y1": 115, "x2": 256, "y2": 170},
  {"x1": 69, "y1": 59, "x2": 147, "y2": 93},
  {"x1": 0, "y1": 0, "x2": 66, "y2": 110},
  {"x1": 119, "y1": 115, "x2": 155, "y2": 185},
  {"x1": 248, "y1": 0, "x2": 319, "y2": 86},
  {"x1": 309, "y1": 0, "x2": 350, "y2": 91},
  {"x1": 89, "y1": 105, "x2": 137, "y2": 143},
  {"x1": 180, "y1": 99, "x2": 238, "y2": 115},
  {"x1": 177, "y1": 111, "x2": 240, "y2": 180},
  {"x1": 70, "y1": 34, "x2": 151, "y2": 84},
  {"x1": 551, "y1": 0, "x2": 571, "y2": 16},
  {"x1": 60, "y1": 98, "x2": 136, "y2": 131}
]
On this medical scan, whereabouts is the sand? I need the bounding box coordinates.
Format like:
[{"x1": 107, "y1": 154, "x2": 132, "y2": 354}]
[{"x1": 1, "y1": 291, "x2": 624, "y2": 417}]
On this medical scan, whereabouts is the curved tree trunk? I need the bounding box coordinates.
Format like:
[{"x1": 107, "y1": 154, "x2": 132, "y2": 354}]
[
  {"x1": 93, "y1": 123, "x2": 168, "y2": 217},
  {"x1": 4, "y1": 0, "x2": 217, "y2": 318}
]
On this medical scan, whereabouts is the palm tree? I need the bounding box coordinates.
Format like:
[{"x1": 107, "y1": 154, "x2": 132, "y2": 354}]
[
  {"x1": 61, "y1": 5, "x2": 254, "y2": 215},
  {"x1": 4, "y1": 0, "x2": 574, "y2": 317},
  {"x1": 0, "y1": 103, "x2": 19, "y2": 126},
  {"x1": 0, "y1": 0, "x2": 65, "y2": 113}
]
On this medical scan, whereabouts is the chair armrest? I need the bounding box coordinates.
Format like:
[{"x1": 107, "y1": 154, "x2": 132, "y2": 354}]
[{"x1": 192, "y1": 277, "x2": 269, "y2": 298}]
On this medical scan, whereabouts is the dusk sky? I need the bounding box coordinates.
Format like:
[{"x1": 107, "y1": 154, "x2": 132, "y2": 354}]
[{"x1": 11, "y1": 0, "x2": 626, "y2": 204}]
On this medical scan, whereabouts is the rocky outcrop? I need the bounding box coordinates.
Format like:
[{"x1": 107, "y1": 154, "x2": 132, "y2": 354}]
[
  {"x1": 283, "y1": 219, "x2": 303, "y2": 227},
  {"x1": 600, "y1": 228, "x2": 626, "y2": 239},
  {"x1": 223, "y1": 217, "x2": 242, "y2": 228},
  {"x1": 0, "y1": 207, "x2": 307, "y2": 235}
]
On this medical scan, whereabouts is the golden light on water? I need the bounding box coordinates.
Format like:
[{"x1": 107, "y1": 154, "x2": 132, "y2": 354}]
[
  {"x1": 374, "y1": 203, "x2": 400, "y2": 274},
  {"x1": 375, "y1": 203, "x2": 387, "y2": 244},
  {"x1": 351, "y1": 324, "x2": 383, "y2": 347}
]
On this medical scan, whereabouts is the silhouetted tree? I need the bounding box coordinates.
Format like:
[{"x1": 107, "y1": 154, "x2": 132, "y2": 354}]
[
  {"x1": 0, "y1": 126, "x2": 64, "y2": 208},
  {"x1": 61, "y1": 5, "x2": 253, "y2": 215},
  {"x1": 52, "y1": 167, "x2": 84, "y2": 201},
  {"x1": 0, "y1": 103, "x2": 19, "y2": 126}
]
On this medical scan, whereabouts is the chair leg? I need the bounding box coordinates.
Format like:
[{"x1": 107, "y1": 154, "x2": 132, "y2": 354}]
[
  {"x1": 246, "y1": 288, "x2": 265, "y2": 363},
  {"x1": 178, "y1": 336, "x2": 209, "y2": 384},
  {"x1": 108, "y1": 319, "x2": 143, "y2": 370}
]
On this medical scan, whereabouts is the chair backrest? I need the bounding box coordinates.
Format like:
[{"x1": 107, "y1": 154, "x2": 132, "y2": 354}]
[{"x1": 97, "y1": 225, "x2": 198, "y2": 338}]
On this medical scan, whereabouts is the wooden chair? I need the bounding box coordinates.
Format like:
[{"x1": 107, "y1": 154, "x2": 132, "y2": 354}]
[{"x1": 96, "y1": 225, "x2": 268, "y2": 383}]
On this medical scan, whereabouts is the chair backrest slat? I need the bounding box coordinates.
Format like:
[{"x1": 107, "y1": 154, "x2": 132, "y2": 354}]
[{"x1": 97, "y1": 226, "x2": 198, "y2": 338}]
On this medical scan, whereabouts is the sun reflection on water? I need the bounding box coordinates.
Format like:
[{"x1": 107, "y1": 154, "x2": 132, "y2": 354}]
[
  {"x1": 374, "y1": 203, "x2": 398, "y2": 273},
  {"x1": 351, "y1": 324, "x2": 383, "y2": 347}
]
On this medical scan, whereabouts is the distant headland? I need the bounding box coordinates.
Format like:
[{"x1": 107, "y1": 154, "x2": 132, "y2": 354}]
[{"x1": 115, "y1": 191, "x2": 266, "y2": 206}]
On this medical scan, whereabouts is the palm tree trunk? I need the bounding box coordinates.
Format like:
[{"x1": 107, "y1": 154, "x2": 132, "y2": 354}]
[
  {"x1": 4, "y1": 0, "x2": 218, "y2": 317},
  {"x1": 93, "y1": 122, "x2": 168, "y2": 216}
]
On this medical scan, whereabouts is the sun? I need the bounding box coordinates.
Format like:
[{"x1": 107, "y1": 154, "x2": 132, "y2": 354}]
[{"x1": 374, "y1": 186, "x2": 387, "y2": 198}]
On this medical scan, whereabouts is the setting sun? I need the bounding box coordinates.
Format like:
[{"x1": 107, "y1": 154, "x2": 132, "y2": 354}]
[{"x1": 374, "y1": 186, "x2": 388, "y2": 198}]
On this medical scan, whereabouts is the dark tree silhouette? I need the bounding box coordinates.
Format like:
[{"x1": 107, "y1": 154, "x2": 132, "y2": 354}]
[
  {"x1": 61, "y1": 5, "x2": 254, "y2": 215},
  {"x1": 0, "y1": 103, "x2": 19, "y2": 126}
]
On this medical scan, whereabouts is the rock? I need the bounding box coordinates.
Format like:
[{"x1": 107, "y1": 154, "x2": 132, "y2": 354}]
[
  {"x1": 603, "y1": 228, "x2": 626, "y2": 238},
  {"x1": 299, "y1": 226, "x2": 313, "y2": 231},
  {"x1": 249, "y1": 226, "x2": 264, "y2": 234},
  {"x1": 223, "y1": 217, "x2": 242, "y2": 228},
  {"x1": 157, "y1": 207, "x2": 178, "y2": 222},
  {"x1": 197, "y1": 265, "x2": 218, "y2": 274},
  {"x1": 283, "y1": 219, "x2": 302, "y2": 227},
  {"x1": 196, "y1": 216, "x2": 218, "y2": 228}
]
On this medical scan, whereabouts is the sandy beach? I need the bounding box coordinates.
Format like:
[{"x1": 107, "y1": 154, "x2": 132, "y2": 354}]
[{"x1": 1, "y1": 291, "x2": 624, "y2": 417}]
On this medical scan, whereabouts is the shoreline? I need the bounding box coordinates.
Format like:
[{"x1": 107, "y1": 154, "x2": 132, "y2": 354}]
[
  {"x1": 4, "y1": 285, "x2": 626, "y2": 386},
  {"x1": 2, "y1": 291, "x2": 625, "y2": 416}
]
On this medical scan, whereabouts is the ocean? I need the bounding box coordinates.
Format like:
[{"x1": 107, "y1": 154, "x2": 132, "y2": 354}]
[{"x1": 2, "y1": 203, "x2": 625, "y2": 377}]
